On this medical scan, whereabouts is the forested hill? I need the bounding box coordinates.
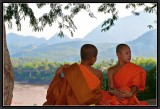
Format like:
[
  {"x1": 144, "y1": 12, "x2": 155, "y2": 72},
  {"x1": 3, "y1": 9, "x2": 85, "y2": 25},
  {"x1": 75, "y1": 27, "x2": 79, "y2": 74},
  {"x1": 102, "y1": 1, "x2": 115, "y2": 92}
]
[
  {"x1": 100, "y1": 29, "x2": 157, "y2": 60},
  {"x1": 7, "y1": 29, "x2": 157, "y2": 62}
]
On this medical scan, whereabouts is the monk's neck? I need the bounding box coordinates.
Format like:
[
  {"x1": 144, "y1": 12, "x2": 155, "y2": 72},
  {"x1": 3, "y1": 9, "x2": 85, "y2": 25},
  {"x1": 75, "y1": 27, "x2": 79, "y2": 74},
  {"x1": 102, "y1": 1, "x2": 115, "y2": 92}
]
[
  {"x1": 80, "y1": 61, "x2": 92, "y2": 67},
  {"x1": 117, "y1": 61, "x2": 128, "y2": 68}
]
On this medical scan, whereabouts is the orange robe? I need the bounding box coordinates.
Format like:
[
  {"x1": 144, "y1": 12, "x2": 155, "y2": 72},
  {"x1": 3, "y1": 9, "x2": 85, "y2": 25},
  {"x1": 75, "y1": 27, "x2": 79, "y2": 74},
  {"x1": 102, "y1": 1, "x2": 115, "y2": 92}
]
[
  {"x1": 99, "y1": 62, "x2": 148, "y2": 105},
  {"x1": 43, "y1": 63, "x2": 102, "y2": 105}
]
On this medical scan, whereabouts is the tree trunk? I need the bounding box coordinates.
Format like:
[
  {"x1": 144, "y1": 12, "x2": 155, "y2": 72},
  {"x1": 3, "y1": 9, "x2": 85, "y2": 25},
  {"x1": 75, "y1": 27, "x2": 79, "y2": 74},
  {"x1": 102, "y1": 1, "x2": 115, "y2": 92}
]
[{"x1": 3, "y1": 24, "x2": 14, "y2": 105}]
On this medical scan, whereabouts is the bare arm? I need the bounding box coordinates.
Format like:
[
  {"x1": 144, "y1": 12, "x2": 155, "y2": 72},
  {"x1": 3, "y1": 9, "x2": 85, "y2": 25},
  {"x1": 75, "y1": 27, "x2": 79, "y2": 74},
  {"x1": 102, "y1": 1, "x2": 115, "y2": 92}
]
[
  {"x1": 107, "y1": 68, "x2": 114, "y2": 90},
  {"x1": 107, "y1": 68, "x2": 118, "y2": 95},
  {"x1": 91, "y1": 69, "x2": 104, "y2": 89},
  {"x1": 107, "y1": 68, "x2": 124, "y2": 97},
  {"x1": 94, "y1": 70, "x2": 104, "y2": 89}
]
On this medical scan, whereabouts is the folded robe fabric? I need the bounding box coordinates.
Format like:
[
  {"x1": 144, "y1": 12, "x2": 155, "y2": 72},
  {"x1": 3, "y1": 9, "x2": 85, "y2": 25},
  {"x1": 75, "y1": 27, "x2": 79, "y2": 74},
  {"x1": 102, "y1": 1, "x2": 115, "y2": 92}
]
[
  {"x1": 99, "y1": 62, "x2": 148, "y2": 105},
  {"x1": 43, "y1": 63, "x2": 102, "y2": 105}
]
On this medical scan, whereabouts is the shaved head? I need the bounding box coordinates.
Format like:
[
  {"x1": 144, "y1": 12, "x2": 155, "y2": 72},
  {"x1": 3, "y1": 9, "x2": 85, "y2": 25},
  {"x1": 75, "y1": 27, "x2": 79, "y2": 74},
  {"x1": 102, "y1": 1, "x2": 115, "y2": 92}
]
[
  {"x1": 116, "y1": 44, "x2": 130, "y2": 53},
  {"x1": 80, "y1": 44, "x2": 98, "y2": 61}
]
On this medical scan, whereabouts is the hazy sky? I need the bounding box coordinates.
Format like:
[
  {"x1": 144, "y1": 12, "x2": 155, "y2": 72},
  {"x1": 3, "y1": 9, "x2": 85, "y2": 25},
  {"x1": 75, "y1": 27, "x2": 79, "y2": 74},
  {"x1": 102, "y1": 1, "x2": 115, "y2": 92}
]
[{"x1": 4, "y1": 3, "x2": 147, "y2": 40}]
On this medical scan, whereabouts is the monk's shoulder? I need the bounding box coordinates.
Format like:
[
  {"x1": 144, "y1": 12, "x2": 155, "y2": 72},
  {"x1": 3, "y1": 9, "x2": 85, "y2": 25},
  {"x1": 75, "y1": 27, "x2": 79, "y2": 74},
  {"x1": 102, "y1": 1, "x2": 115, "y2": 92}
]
[
  {"x1": 129, "y1": 62, "x2": 145, "y2": 71},
  {"x1": 94, "y1": 69, "x2": 103, "y2": 77},
  {"x1": 107, "y1": 66, "x2": 116, "y2": 76},
  {"x1": 96, "y1": 69, "x2": 103, "y2": 73}
]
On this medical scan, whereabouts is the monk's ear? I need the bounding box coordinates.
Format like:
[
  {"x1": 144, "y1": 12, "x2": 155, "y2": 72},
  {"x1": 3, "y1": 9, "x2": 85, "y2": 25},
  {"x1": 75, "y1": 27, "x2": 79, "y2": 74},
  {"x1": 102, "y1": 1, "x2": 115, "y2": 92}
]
[
  {"x1": 91, "y1": 56, "x2": 96, "y2": 63},
  {"x1": 93, "y1": 56, "x2": 97, "y2": 60},
  {"x1": 117, "y1": 52, "x2": 121, "y2": 58}
]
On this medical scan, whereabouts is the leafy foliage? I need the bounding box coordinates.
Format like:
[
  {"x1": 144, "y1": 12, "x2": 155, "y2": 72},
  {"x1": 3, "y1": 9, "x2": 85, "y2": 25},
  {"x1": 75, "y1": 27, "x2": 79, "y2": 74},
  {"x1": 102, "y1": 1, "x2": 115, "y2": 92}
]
[
  {"x1": 4, "y1": 3, "x2": 38, "y2": 31},
  {"x1": 11, "y1": 57, "x2": 156, "y2": 100},
  {"x1": 132, "y1": 57, "x2": 156, "y2": 72},
  {"x1": 3, "y1": 3, "x2": 95, "y2": 37},
  {"x1": 98, "y1": 3, "x2": 118, "y2": 31},
  {"x1": 4, "y1": 3, "x2": 157, "y2": 36},
  {"x1": 98, "y1": 3, "x2": 157, "y2": 32},
  {"x1": 137, "y1": 66, "x2": 156, "y2": 100},
  {"x1": 12, "y1": 58, "x2": 65, "y2": 84}
]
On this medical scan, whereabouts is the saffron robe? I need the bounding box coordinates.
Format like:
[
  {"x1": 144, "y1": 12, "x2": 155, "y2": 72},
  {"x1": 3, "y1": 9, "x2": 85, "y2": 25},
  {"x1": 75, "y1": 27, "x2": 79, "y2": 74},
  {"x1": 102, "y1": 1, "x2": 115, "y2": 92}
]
[
  {"x1": 99, "y1": 62, "x2": 148, "y2": 105},
  {"x1": 43, "y1": 63, "x2": 102, "y2": 105}
]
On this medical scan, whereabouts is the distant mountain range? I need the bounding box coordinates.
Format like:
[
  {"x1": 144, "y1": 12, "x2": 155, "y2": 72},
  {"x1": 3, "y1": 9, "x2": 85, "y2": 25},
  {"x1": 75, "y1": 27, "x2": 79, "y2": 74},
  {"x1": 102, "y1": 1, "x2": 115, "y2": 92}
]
[
  {"x1": 6, "y1": 11, "x2": 157, "y2": 62},
  {"x1": 100, "y1": 29, "x2": 157, "y2": 60},
  {"x1": 7, "y1": 33, "x2": 78, "y2": 55},
  {"x1": 7, "y1": 29, "x2": 157, "y2": 62},
  {"x1": 83, "y1": 11, "x2": 156, "y2": 43}
]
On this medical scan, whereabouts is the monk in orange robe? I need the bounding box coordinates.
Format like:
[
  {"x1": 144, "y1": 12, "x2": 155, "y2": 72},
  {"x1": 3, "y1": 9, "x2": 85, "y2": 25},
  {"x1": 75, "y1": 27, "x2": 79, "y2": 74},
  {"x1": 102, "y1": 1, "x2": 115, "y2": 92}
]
[
  {"x1": 99, "y1": 44, "x2": 148, "y2": 105},
  {"x1": 43, "y1": 44, "x2": 103, "y2": 105}
]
